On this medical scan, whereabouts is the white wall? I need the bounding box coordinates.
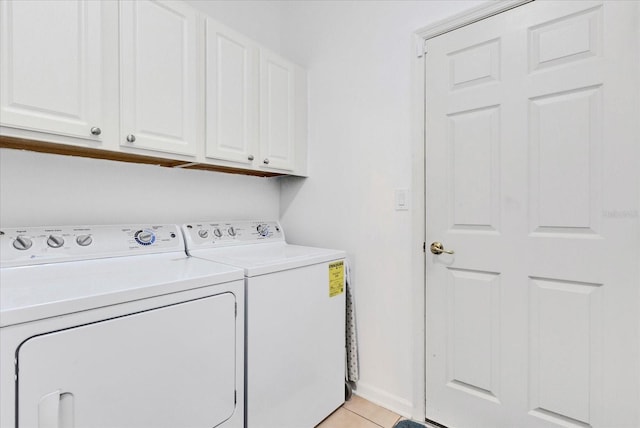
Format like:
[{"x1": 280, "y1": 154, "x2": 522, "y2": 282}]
[
  {"x1": 0, "y1": 149, "x2": 279, "y2": 227},
  {"x1": 278, "y1": 0, "x2": 483, "y2": 416}
]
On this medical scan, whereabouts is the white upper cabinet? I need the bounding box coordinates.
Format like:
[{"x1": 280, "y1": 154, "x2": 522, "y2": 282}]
[
  {"x1": 0, "y1": 0, "x2": 307, "y2": 175},
  {"x1": 0, "y1": 0, "x2": 103, "y2": 142},
  {"x1": 119, "y1": 0, "x2": 197, "y2": 157},
  {"x1": 205, "y1": 18, "x2": 258, "y2": 165},
  {"x1": 204, "y1": 22, "x2": 307, "y2": 175},
  {"x1": 259, "y1": 50, "x2": 297, "y2": 172}
]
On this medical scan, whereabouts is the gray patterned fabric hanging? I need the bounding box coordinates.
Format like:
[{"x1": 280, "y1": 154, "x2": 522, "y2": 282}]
[{"x1": 345, "y1": 259, "x2": 359, "y2": 382}]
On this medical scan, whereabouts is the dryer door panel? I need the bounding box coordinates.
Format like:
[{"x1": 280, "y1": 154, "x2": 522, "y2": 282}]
[{"x1": 17, "y1": 293, "x2": 237, "y2": 428}]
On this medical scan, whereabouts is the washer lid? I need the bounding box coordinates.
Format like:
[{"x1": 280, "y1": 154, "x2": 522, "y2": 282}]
[
  {"x1": 0, "y1": 253, "x2": 244, "y2": 327},
  {"x1": 189, "y1": 242, "x2": 345, "y2": 277}
]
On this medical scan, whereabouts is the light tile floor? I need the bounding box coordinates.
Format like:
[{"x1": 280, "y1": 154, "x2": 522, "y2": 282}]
[{"x1": 316, "y1": 395, "x2": 404, "y2": 428}]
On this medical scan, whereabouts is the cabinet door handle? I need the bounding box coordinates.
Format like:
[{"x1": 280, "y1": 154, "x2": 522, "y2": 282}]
[
  {"x1": 248, "y1": 155, "x2": 254, "y2": 161},
  {"x1": 263, "y1": 158, "x2": 270, "y2": 165},
  {"x1": 126, "y1": 134, "x2": 136, "y2": 143},
  {"x1": 90, "y1": 127, "x2": 102, "y2": 136}
]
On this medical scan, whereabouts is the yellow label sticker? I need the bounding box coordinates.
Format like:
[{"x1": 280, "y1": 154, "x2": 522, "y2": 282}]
[{"x1": 329, "y1": 261, "x2": 345, "y2": 297}]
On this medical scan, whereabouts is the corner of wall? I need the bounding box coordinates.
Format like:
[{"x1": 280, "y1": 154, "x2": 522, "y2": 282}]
[{"x1": 354, "y1": 381, "x2": 414, "y2": 418}]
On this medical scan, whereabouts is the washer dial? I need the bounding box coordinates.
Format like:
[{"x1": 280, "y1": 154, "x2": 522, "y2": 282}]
[
  {"x1": 13, "y1": 235, "x2": 33, "y2": 251},
  {"x1": 76, "y1": 234, "x2": 93, "y2": 246},
  {"x1": 257, "y1": 224, "x2": 270, "y2": 237},
  {"x1": 134, "y1": 230, "x2": 156, "y2": 246},
  {"x1": 47, "y1": 235, "x2": 65, "y2": 248},
  {"x1": 198, "y1": 229, "x2": 209, "y2": 239}
]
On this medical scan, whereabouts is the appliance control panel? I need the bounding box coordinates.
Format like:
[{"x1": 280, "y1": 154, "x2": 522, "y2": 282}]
[
  {"x1": 0, "y1": 224, "x2": 184, "y2": 268},
  {"x1": 182, "y1": 221, "x2": 284, "y2": 249}
]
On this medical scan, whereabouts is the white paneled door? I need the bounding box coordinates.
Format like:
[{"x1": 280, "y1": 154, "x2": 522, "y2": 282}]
[{"x1": 425, "y1": 1, "x2": 639, "y2": 427}]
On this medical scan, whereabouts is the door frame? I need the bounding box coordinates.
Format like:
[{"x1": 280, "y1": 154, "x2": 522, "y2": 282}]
[{"x1": 409, "y1": 0, "x2": 533, "y2": 422}]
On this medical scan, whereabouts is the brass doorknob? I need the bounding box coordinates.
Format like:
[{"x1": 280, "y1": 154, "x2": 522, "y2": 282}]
[{"x1": 430, "y1": 242, "x2": 454, "y2": 255}]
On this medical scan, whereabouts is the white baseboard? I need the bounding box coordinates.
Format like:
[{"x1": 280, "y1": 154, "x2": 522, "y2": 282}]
[{"x1": 353, "y1": 381, "x2": 414, "y2": 418}]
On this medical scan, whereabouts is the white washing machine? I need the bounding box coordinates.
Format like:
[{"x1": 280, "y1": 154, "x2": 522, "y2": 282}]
[
  {"x1": 0, "y1": 224, "x2": 245, "y2": 428},
  {"x1": 182, "y1": 221, "x2": 346, "y2": 428}
]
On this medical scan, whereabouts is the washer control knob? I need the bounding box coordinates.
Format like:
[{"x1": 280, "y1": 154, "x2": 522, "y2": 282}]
[
  {"x1": 198, "y1": 229, "x2": 209, "y2": 239},
  {"x1": 257, "y1": 224, "x2": 269, "y2": 237},
  {"x1": 76, "y1": 234, "x2": 93, "y2": 246},
  {"x1": 47, "y1": 235, "x2": 65, "y2": 248},
  {"x1": 134, "y1": 230, "x2": 155, "y2": 246},
  {"x1": 13, "y1": 235, "x2": 33, "y2": 251},
  {"x1": 227, "y1": 227, "x2": 236, "y2": 237},
  {"x1": 213, "y1": 228, "x2": 223, "y2": 238}
]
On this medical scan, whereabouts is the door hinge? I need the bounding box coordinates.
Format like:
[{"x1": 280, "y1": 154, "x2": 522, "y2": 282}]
[
  {"x1": 416, "y1": 38, "x2": 427, "y2": 58},
  {"x1": 235, "y1": 302, "x2": 237, "y2": 317},
  {"x1": 234, "y1": 390, "x2": 237, "y2": 404},
  {"x1": 423, "y1": 242, "x2": 426, "y2": 252}
]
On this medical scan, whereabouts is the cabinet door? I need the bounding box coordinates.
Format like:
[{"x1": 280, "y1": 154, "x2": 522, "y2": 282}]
[
  {"x1": 0, "y1": 0, "x2": 103, "y2": 141},
  {"x1": 120, "y1": 0, "x2": 197, "y2": 157},
  {"x1": 205, "y1": 19, "x2": 258, "y2": 166},
  {"x1": 259, "y1": 50, "x2": 296, "y2": 171}
]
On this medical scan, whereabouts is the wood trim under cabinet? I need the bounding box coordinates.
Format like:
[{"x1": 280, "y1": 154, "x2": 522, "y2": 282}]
[
  {"x1": 0, "y1": 135, "x2": 284, "y2": 177},
  {"x1": 175, "y1": 162, "x2": 282, "y2": 177}
]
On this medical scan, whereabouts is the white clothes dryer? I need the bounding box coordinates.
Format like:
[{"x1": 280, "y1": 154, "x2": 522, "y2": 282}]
[
  {"x1": 0, "y1": 224, "x2": 245, "y2": 428},
  {"x1": 182, "y1": 221, "x2": 346, "y2": 428}
]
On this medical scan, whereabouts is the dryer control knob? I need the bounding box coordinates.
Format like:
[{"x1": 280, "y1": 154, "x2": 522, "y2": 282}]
[
  {"x1": 135, "y1": 230, "x2": 155, "y2": 246},
  {"x1": 198, "y1": 229, "x2": 209, "y2": 239},
  {"x1": 13, "y1": 235, "x2": 33, "y2": 251},
  {"x1": 257, "y1": 224, "x2": 269, "y2": 237},
  {"x1": 213, "y1": 228, "x2": 223, "y2": 238},
  {"x1": 228, "y1": 227, "x2": 236, "y2": 237},
  {"x1": 47, "y1": 235, "x2": 65, "y2": 248},
  {"x1": 76, "y1": 234, "x2": 93, "y2": 246}
]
